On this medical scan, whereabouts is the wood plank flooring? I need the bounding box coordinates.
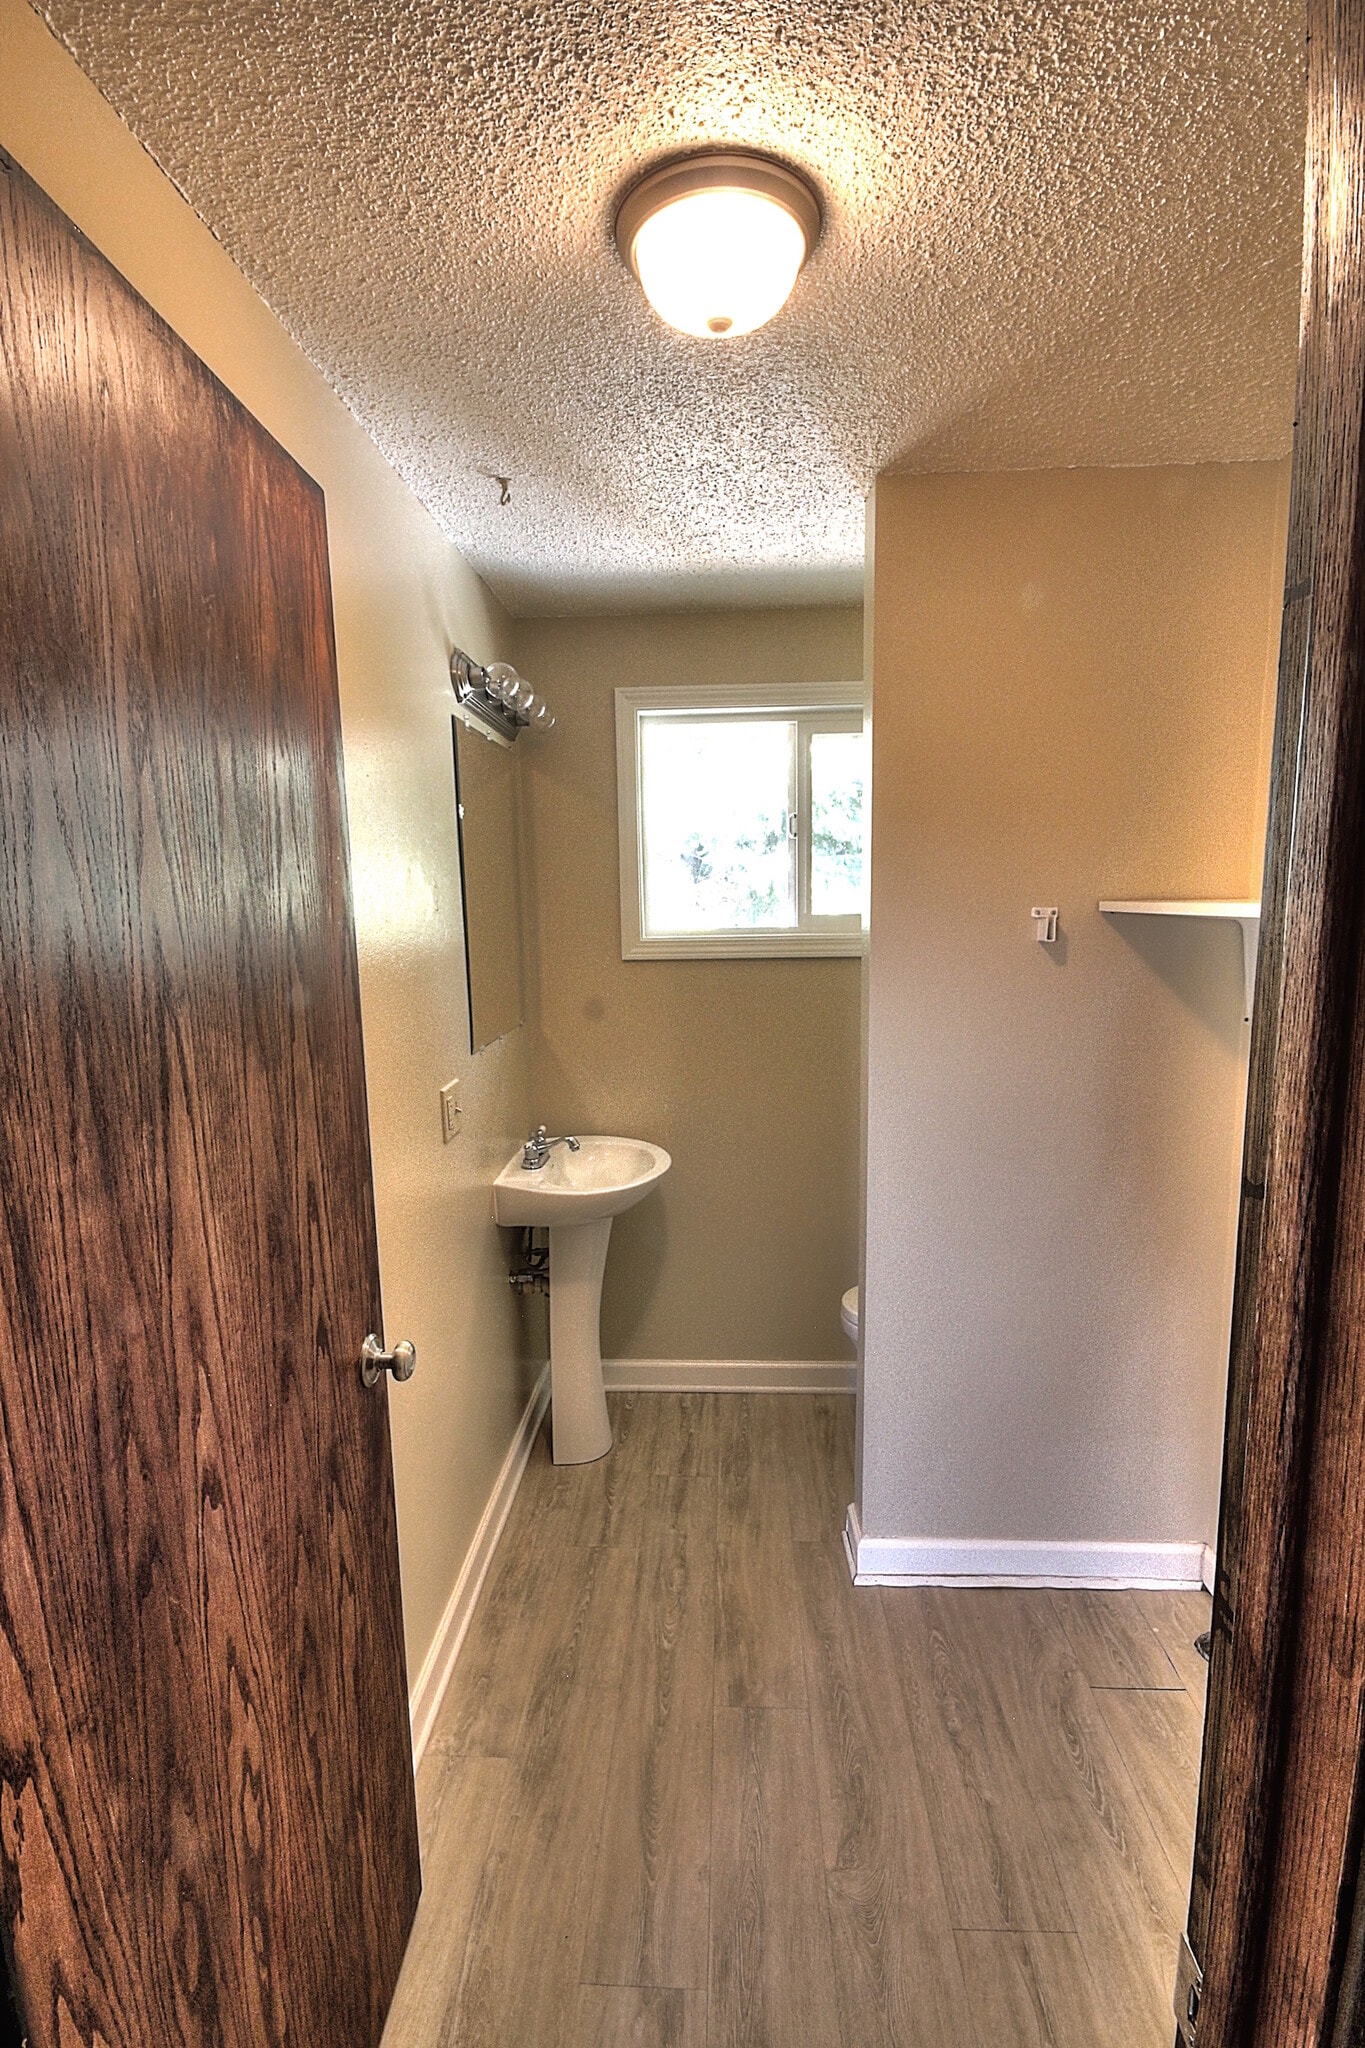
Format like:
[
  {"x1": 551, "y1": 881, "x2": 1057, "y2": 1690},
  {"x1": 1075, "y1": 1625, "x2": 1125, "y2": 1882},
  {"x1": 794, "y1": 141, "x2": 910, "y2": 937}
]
[{"x1": 383, "y1": 1393, "x2": 1209, "y2": 2048}]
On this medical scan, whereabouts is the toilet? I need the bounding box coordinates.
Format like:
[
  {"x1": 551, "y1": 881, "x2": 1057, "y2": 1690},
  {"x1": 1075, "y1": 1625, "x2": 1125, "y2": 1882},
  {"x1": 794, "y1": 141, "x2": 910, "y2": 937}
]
[{"x1": 841, "y1": 1284, "x2": 859, "y2": 1347}]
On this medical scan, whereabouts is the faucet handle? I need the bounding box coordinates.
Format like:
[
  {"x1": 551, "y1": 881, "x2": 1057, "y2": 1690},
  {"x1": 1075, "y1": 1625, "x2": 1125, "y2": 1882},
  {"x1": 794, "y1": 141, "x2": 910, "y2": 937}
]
[{"x1": 521, "y1": 1125, "x2": 553, "y2": 1171}]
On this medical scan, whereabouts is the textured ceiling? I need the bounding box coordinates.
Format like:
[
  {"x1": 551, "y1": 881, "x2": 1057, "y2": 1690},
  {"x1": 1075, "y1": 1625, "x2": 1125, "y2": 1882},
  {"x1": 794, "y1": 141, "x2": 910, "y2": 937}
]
[{"x1": 37, "y1": 1, "x2": 1305, "y2": 614}]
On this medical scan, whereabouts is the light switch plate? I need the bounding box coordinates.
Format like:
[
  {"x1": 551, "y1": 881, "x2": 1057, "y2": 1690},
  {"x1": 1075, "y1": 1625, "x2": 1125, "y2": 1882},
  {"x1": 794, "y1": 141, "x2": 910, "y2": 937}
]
[{"x1": 440, "y1": 1080, "x2": 461, "y2": 1143}]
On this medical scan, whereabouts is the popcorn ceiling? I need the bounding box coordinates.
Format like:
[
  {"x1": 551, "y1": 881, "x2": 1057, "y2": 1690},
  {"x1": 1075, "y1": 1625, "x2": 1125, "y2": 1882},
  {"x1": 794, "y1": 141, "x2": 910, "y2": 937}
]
[{"x1": 37, "y1": 0, "x2": 1304, "y2": 614}]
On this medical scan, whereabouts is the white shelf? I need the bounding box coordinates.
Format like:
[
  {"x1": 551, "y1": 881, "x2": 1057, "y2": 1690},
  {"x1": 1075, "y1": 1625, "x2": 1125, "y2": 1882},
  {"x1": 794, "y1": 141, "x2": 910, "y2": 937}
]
[
  {"x1": 1098, "y1": 900, "x2": 1261, "y2": 1021},
  {"x1": 1098, "y1": 899, "x2": 1260, "y2": 920}
]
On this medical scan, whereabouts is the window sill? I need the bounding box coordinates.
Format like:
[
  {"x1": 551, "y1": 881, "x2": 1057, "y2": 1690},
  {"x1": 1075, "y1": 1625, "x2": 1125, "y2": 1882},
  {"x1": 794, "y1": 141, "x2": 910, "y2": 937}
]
[{"x1": 623, "y1": 931, "x2": 866, "y2": 961}]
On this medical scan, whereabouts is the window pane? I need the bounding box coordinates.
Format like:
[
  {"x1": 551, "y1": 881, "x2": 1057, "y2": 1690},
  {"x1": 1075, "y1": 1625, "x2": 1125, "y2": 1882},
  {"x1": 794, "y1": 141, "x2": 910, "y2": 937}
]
[
  {"x1": 641, "y1": 717, "x2": 795, "y2": 932},
  {"x1": 809, "y1": 727, "x2": 869, "y2": 919}
]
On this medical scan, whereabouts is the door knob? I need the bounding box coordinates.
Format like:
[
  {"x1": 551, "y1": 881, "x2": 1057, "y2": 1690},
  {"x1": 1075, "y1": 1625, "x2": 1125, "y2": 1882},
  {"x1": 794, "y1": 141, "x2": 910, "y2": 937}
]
[{"x1": 360, "y1": 1333, "x2": 417, "y2": 1388}]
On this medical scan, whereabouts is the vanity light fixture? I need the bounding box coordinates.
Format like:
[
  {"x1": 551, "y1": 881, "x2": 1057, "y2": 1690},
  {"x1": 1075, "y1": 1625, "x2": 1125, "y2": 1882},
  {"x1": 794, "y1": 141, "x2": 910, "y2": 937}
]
[
  {"x1": 614, "y1": 150, "x2": 822, "y2": 339},
  {"x1": 451, "y1": 650, "x2": 556, "y2": 744}
]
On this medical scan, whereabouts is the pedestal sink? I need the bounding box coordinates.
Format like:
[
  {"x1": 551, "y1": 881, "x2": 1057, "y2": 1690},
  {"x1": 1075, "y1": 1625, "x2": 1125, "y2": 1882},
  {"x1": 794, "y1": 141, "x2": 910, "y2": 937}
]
[{"x1": 494, "y1": 1136, "x2": 671, "y2": 1464}]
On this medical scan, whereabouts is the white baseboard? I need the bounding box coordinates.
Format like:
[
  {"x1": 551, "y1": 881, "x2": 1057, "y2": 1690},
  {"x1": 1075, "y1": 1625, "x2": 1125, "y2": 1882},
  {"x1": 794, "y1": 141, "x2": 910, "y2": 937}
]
[
  {"x1": 843, "y1": 1504, "x2": 1207, "y2": 1590},
  {"x1": 1201, "y1": 1543, "x2": 1216, "y2": 1593},
  {"x1": 602, "y1": 1358, "x2": 855, "y2": 1393},
  {"x1": 408, "y1": 1362, "x2": 551, "y2": 1768}
]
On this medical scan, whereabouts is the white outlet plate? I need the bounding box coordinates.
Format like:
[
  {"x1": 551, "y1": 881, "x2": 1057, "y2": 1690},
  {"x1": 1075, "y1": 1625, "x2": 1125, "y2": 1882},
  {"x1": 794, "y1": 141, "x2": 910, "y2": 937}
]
[{"x1": 440, "y1": 1080, "x2": 461, "y2": 1143}]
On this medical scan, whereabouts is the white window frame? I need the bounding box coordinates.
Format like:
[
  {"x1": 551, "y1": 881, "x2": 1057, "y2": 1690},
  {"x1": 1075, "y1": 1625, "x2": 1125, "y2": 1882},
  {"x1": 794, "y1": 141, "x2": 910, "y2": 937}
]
[{"x1": 615, "y1": 681, "x2": 869, "y2": 961}]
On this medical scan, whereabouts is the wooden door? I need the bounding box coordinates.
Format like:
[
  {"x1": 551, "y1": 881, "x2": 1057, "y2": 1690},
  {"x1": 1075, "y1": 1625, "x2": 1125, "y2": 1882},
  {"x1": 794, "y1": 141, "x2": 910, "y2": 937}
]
[
  {"x1": 1183, "y1": 3, "x2": 1365, "y2": 2042},
  {"x1": 0, "y1": 154, "x2": 419, "y2": 2047}
]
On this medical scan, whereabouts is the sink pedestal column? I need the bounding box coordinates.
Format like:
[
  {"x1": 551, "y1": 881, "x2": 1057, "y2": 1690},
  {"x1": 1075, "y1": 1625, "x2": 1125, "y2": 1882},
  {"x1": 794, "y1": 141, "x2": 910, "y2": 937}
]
[{"x1": 547, "y1": 1218, "x2": 614, "y2": 1464}]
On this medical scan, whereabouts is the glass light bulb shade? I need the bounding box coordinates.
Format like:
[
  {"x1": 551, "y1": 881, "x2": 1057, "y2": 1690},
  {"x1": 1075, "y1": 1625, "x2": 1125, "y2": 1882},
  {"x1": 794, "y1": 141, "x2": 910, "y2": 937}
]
[
  {"x1": 532, "y1": 704, "x2": 556, "y2": 731},
  {"x1": 616, "y1": 153, "x2": 821, "y2": 341},
  {"x1": 513, "y1": 681, "x2": 535, "y2": 716},
  {"x1": 485, "y1": 661, "x2": 520, "y2": 705},
  {"x1": 630, "y1": 187, "x2": 808, "y2": 338}
]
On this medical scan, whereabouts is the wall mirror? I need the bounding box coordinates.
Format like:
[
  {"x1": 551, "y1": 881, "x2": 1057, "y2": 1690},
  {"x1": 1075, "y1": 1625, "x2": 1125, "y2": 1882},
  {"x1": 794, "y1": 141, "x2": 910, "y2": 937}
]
[{"x1": 452, "y1": 711, "x2": 526, "y2": 1053}]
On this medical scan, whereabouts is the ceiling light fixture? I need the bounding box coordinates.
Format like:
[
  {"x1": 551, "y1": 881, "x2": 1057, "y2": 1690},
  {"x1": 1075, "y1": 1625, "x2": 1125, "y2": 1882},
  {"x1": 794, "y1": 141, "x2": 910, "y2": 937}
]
[{"x1": 615, "y1": 151, "x2": 822, "y2": 340}]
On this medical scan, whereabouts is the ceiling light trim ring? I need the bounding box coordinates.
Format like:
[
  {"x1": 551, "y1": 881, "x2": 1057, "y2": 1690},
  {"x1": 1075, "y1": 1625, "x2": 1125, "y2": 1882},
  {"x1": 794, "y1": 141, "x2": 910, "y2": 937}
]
[{"x1": 613, "y1": 150, "x2": 824, "y2": 286}]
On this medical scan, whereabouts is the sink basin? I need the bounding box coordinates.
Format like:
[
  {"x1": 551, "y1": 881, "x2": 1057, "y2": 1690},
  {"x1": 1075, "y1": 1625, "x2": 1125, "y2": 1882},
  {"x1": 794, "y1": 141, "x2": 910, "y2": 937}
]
[
  {"x1": 493, "y1": 1135, "x2": 671, "y2": 1228},
  {"x1": 493, "y1": 1134, "x2": 671, "y2": 1465}
]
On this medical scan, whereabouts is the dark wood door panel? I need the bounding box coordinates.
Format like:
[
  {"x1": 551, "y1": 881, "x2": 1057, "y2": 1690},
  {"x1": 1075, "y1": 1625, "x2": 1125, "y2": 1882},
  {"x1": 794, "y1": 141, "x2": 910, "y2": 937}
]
[
  {"x1": 0, "y1": 153, "x2": 418, "y2": 2046},
  {"x1": 1186, "y1": 5, "x2": 1365, "y2": 2044}
]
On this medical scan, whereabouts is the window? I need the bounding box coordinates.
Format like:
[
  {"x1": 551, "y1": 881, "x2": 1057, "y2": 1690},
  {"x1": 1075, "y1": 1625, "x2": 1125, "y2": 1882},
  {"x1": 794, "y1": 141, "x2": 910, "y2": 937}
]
[{"x1": 616, "y1": 683, "x2": 869, "y2": 959}]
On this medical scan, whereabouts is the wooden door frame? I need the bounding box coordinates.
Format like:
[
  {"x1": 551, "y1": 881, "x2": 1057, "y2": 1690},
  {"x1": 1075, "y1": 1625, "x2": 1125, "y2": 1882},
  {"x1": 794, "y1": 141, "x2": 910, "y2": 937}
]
[{"x1": 1188, "y1": 4, "x2": 1365, "y2": 2042}]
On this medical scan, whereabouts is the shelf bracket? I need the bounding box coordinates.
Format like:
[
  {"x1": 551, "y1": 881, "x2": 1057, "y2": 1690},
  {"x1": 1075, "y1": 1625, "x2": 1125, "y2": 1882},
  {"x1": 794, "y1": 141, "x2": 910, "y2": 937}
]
[
  {"x1": 1097, "y1": 901, "x2": 1261, "y2": 1023},
  {"x1": 1234, "y1": 914, "x2": 1259, "y2": 1025}
]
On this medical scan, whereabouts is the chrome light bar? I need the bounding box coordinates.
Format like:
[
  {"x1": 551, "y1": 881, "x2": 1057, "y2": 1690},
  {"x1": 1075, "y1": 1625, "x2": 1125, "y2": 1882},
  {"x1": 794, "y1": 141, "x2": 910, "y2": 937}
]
[{"x1": 451, "y1": 649, "x2": 555, "y2": 743}]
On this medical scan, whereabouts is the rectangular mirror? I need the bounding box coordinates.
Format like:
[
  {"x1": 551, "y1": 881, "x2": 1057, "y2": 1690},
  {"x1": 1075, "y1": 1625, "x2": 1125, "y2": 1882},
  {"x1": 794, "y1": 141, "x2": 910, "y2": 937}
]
[{"x1": 453, "y1": 711, "x2": 526, "y2": 1053}]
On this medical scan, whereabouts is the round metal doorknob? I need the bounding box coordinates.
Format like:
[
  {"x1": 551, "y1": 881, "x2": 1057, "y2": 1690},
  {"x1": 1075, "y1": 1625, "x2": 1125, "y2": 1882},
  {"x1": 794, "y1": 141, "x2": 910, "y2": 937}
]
[{"x1": 360, "y1": 1333, "x2": 417, "y2": 1388}]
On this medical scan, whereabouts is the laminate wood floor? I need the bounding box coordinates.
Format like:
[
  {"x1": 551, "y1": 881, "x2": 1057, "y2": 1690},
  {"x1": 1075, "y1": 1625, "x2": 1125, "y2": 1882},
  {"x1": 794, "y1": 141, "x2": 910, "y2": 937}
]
[{"x1": 383, "y1": 1393, "x2": 1209, "y2": 2048}]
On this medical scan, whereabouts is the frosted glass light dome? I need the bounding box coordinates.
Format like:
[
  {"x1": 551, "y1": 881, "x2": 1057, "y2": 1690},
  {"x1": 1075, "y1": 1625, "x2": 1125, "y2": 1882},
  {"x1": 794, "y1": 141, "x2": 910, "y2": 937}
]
[{"x1": 616, "y1": 152, "x2": 821, "y2": 340}]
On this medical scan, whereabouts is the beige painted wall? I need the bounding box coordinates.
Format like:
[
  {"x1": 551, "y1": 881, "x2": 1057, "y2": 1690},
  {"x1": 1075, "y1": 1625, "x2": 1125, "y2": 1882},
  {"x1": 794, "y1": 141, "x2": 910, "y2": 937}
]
[
  {"x1": 515, "y1": 609, "x2": 864, "y2": 1361},
  {"x1": 2, "y1": 0, "x2": 543, "y2": 1688},
  {"x1": 862, "y1": 463, "x2": 1290, "y2": 1552}
]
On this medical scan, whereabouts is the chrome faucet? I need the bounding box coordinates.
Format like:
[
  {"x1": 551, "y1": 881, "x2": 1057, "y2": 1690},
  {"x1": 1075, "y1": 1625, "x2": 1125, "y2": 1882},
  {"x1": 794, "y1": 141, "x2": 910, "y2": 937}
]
[{"x1": 521, "y1": 1124, "x2": 580, "y2": 1171}]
